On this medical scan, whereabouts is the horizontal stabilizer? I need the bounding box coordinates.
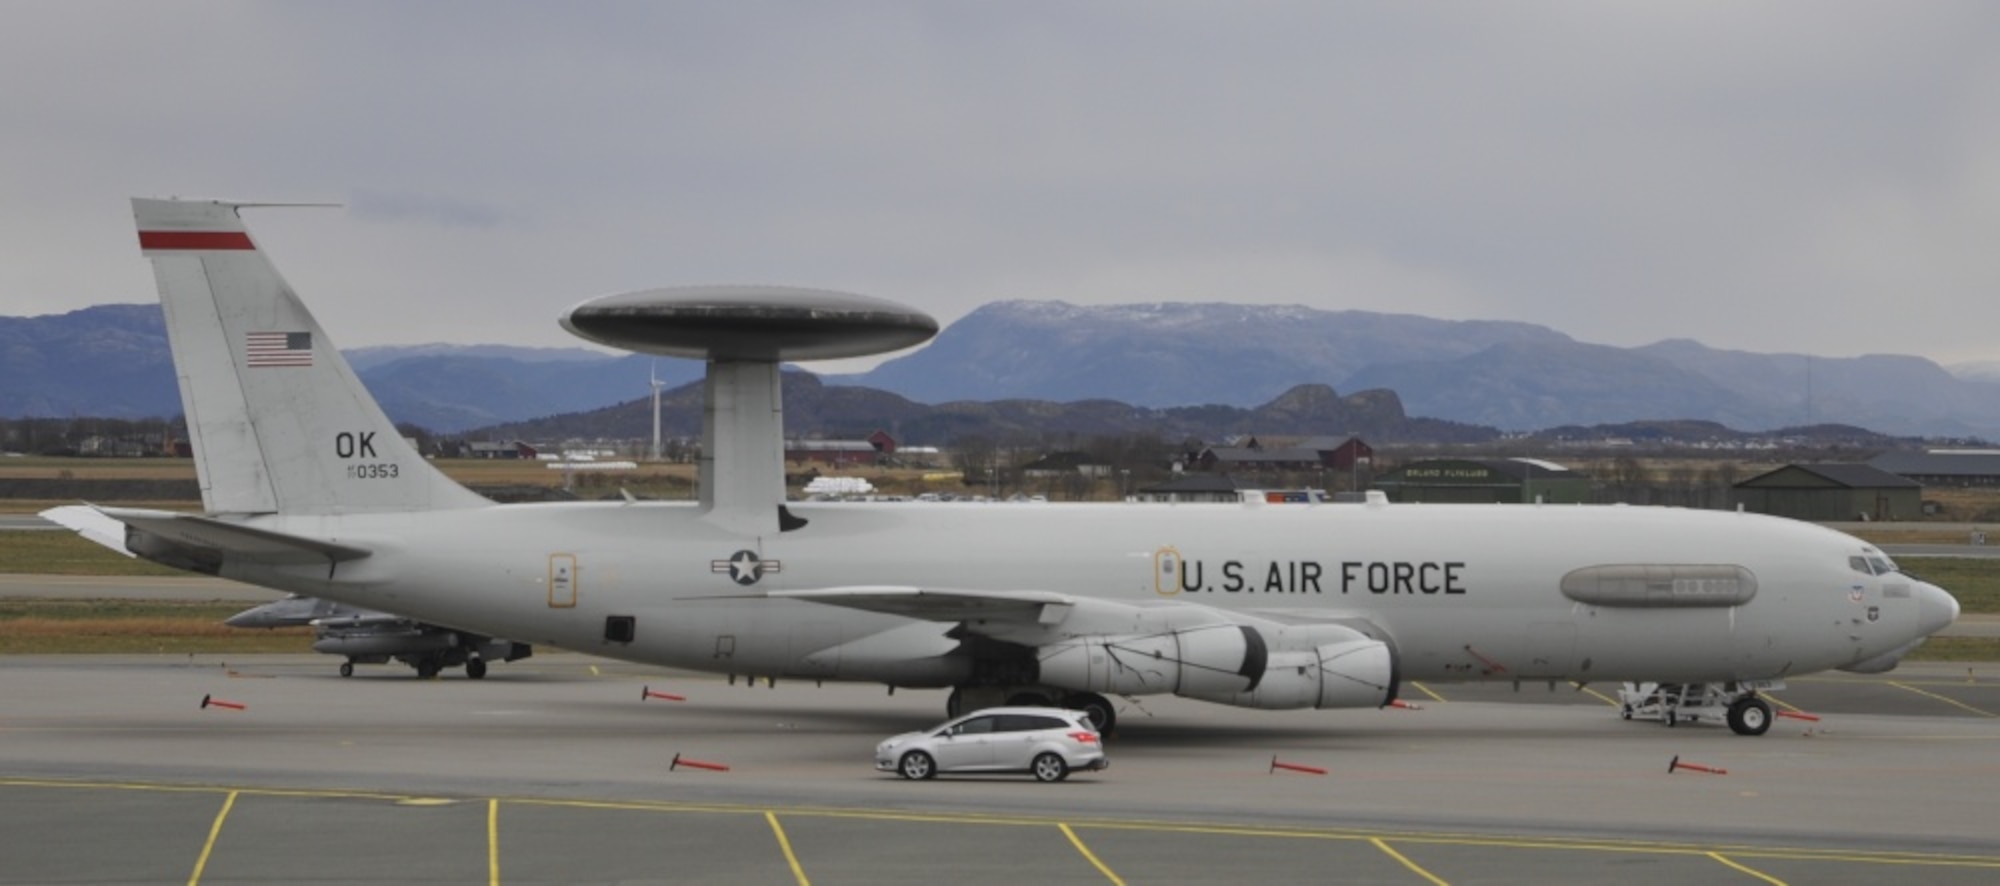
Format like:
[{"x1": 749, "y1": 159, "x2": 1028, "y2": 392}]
[
  {"x1": 94, "y1": 506, "x2": 371, "y2": 567},
  {"x1": 38, "y1": 505, "x2": 137, "y2": 557}
]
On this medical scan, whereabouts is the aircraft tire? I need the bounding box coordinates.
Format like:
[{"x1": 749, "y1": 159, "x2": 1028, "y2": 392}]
[
  {"x1": 1063, "y1": 692, "x2": 1116, "y2": 733},
  {"x1": 1728, "y1": 696, "x2": 1774, "y2": 736},
  {"x1": 945, "y1": 687, "x2": 964, "y2": 718},
  {"x1": 1031, "y1": 752, "x2": 1069, "y2": 783},
  {"x1": 339, "y1": 662, "x2": 354, "y2": 678},
  {"x1": 1006, "y1": 691, "x2": 1053, "y2": 708},
  {"x1": 898, "y1": 751, "x2": 936, "y2": 780},
  {"x1": 466, "y1": 658, "x2": 488, "y2": 680},
  {"x1": 416, "y1": 659, "x2": 440, "y2": 679}
]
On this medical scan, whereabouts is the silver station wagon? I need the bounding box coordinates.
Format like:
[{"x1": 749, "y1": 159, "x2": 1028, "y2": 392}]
[{"x1": 876, "y1": 707, "x2": 1109, "y2": 782}]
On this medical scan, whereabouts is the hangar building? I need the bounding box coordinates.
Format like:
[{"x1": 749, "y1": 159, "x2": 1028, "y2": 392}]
[
  {"x1": 1372, "y1": 458, "x2": 1590, "y2": 504},
  {"x1": 1732, "y1": 463, "x2": 1921, "y2": 521}
]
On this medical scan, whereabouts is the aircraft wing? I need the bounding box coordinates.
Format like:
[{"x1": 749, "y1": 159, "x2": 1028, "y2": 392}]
[
  {"x1": 768, "y1": 587, "x2": 1074, "y2": 626},
  {"x1": 313, "y1": 611, "x2": 418, "y2": 629},
  {"x1": 766, "y1": 586, "x2": 1245, "y2": 647},
  {"x1": 76, "y1": 506, "x2": 371, "y2": 567}
]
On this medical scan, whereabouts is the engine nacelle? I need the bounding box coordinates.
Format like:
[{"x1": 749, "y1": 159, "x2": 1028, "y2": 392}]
[
  {"x1": 1180, "y1": 624, "x2": 1398, "y2": 710},
  {"x1": 1037, "y1": 623, "x2": 1265, "y2": 697}
]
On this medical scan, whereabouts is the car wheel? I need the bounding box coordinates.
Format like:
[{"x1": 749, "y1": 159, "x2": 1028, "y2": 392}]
[
  {"x1": 1031, "y1": 752, "x2": 1069, "y2": 783},
  {"x1": 898, "y1": 751, "x2": 936, "y2": 780}
]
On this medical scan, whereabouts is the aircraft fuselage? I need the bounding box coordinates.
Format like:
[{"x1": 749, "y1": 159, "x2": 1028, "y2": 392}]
[{"x1": 224, "y1": 498, "x2": 1941, "y2": 689}]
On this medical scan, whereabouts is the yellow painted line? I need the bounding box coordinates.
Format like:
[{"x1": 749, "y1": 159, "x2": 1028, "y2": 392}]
[
  {"x1": 1409, "y1": 681, "x2": 1448, "y2": 703},
  {"x1": 767, "y1": 811, "x2": 809, "y2": 886},
  {"x1": 1570, "y1": 682, "x2": 1620, "y2": 707},
  {"x1": 487, "y1": 799, "x2": 500, "y2": 886},
  {"x1": 1709, "y1": 851, "x2": 1786, "y2": 885},
  {"x1": 186, "y1": 790, "x2": 237, "y2": 886},
  {"x1": 1060, "y1": 823, "x2": 1126, "y2": 885},
  {"x1": 1371, "y1": 837, "x2": 1448, "y2": 886},
  {"x1": 11, "y1": 776, "x2": 2000, "y2": 871},
  {"x1": 1886, "y1": 681, "x2": 1998, "y2": 718}
]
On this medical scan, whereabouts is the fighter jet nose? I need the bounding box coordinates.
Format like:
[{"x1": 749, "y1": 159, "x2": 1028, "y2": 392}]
[{"x1": 1916, "y1": 582, "x2": 1961, "y2": 637}]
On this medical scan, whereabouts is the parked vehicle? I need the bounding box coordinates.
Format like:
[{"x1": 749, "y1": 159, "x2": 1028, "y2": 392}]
[{"x1": 876, "y1": 707, "x2": 1108, "y2": 782}]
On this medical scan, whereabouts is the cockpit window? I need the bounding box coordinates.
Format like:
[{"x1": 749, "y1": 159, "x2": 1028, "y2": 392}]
[{"x1": 1848, "y1": 555, "x2": 1900, "y2": 576}]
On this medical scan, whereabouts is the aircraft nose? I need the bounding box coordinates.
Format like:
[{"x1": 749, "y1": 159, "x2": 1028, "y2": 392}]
[
  {"x1": 223, "y1": 609, "x2": 264, "y2": 628},
  {"x1": 1915, "y1": 581, "x2": 1961, "y2": 638}
]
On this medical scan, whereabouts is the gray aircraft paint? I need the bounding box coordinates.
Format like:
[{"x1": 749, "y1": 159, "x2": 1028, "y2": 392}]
[{"x1": 43, "y1": 198, "x2": 1959, "y2": 727}]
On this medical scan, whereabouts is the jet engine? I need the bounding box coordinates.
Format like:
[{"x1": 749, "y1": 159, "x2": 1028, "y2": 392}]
[
  {"x1": 1182, "y1": 630, "x2": 1397, "y2": 710},
  {"x1": 1035, "y1": 621, "x2": 1398, "y2": 710},
  {"x1": 1037, "y1": 623, "x2": 1266, "y2": 698}
]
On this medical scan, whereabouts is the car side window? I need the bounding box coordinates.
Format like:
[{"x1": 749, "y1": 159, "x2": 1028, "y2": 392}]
[{"x1": 952, "y1": 716, "x2": 996, "y2": 736}]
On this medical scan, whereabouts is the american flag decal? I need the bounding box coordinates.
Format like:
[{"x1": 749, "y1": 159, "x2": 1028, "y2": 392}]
[{"x1": 245, "y1": 331, "x2": 313, "y2": 368}]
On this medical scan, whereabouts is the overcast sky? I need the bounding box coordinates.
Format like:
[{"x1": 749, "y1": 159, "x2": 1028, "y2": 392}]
[{"x1": 5, "y1": 2, "x2": 1997, "y2": 372}]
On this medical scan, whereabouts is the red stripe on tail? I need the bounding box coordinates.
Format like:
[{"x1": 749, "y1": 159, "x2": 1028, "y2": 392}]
[{"x1": 138, "y1": 231, "x2": 254, "y2": 250}]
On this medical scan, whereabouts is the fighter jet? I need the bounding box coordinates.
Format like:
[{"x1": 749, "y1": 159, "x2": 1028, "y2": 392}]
[
  {"x1": 225, "y1": 595, "x2": 531, "y2": 678},
  {"x1": 43, "y1": 198, "x2": 1960, "y2": 736}
]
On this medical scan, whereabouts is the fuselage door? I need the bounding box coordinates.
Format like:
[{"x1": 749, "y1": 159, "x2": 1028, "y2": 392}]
[{"x1": 548, "y1": 553, "x2": 578, "y2": 608}]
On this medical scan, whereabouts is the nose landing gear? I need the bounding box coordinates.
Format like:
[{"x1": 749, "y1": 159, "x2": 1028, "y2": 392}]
[{"x1": 1618, "y1": 681, "x2": 1779, "y2": 736}]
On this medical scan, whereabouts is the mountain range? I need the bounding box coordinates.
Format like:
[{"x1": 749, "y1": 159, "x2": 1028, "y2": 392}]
[{"x1": 4, "y1": 301, "x2": 1996, "y2": 440}]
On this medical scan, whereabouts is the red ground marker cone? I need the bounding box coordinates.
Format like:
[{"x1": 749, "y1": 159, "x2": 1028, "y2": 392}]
[
  {"x1": 1269, "y1": 755, "x2": 1329, "y2": 775},
  {"x1": 642, "y1": 686, "x2": 686, "y2": 702},
  {"x1": 1386, "y1": 699, "x2": 1424, "y2": 711},
  {"x1": 670, "y1": 753, "x2": 730, "y2": 772},
  {"x1": 200, "y1": 694, "x2": 246, "y2": 711},
  {"x1": 1776, "y1": 710, "x2": 1821, "y2": 722},
  {"x1": 1667, "y1": 754, "x2": 1727, "y2": 775}
]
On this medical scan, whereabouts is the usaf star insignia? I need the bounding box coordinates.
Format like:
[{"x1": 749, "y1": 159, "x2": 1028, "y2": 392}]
[{"x1": 711, "y1": 549, "x2": 781, "y2": 586}]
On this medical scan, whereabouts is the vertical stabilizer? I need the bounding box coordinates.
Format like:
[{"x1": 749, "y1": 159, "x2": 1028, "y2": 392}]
[{"x1": 134, "y1": 198, "x2": 488, "y2": 516}]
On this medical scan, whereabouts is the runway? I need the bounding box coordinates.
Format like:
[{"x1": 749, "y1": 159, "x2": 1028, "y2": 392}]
[{"x1": 3, "y1": 654, "x2": 1997, "y2": 884}]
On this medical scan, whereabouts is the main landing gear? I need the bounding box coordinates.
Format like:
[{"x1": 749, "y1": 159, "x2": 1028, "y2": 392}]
[
  {"x1": 1617, "y1": 681, "x2": 1778, "y2": 736},
  {"x1": 946, "y1": 686, "x2": 1120, "y2": 733}
]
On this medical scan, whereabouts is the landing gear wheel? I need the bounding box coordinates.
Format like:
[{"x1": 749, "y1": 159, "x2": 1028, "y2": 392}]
[
  {"x1": 1031, "y1": 752, "x2": 1069, "y2": 783},
  {"x1": 1665, "y1": 710, "x2": 1678, "y2": 727},
  {"x1": 1006, "y1": 691, "x2": 1053, "y2": 707},
  {"x1": 1728, "y1": 696, "x2": 1774, "y2": 736},
  {"x1": 1062, "y1": 692, "x2": 1117, "y2": 734},
  {"x1": 945, "y1": 687, "x2": 964, "y2": 718},
  {"x1": 339, "y1": 661, "x2": 354, "y2": 678},
  {"x1": 415, "y1": 659, "x2": 440, "y2": 679},
  {"x1": 466, "y1": 658, "x2": 488, "y2": 680},
  {"x1": 898, "y1": 751, "x2": 936, "y2": 780}
]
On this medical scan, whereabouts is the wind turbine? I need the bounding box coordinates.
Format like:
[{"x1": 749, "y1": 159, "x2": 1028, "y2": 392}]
[{"x1": 649, "y1": 361, "x2": 665, "y2": 462}]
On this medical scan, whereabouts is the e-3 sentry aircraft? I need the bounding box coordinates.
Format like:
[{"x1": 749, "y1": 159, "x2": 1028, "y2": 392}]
[{"x1": 47, "y1": 198, "x2": 1960, "y2": 736}]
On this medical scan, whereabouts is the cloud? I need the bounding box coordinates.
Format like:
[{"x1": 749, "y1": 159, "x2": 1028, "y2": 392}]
[{"x1": 2, "y1": 1, "x2": 1997, "y2": 366}]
